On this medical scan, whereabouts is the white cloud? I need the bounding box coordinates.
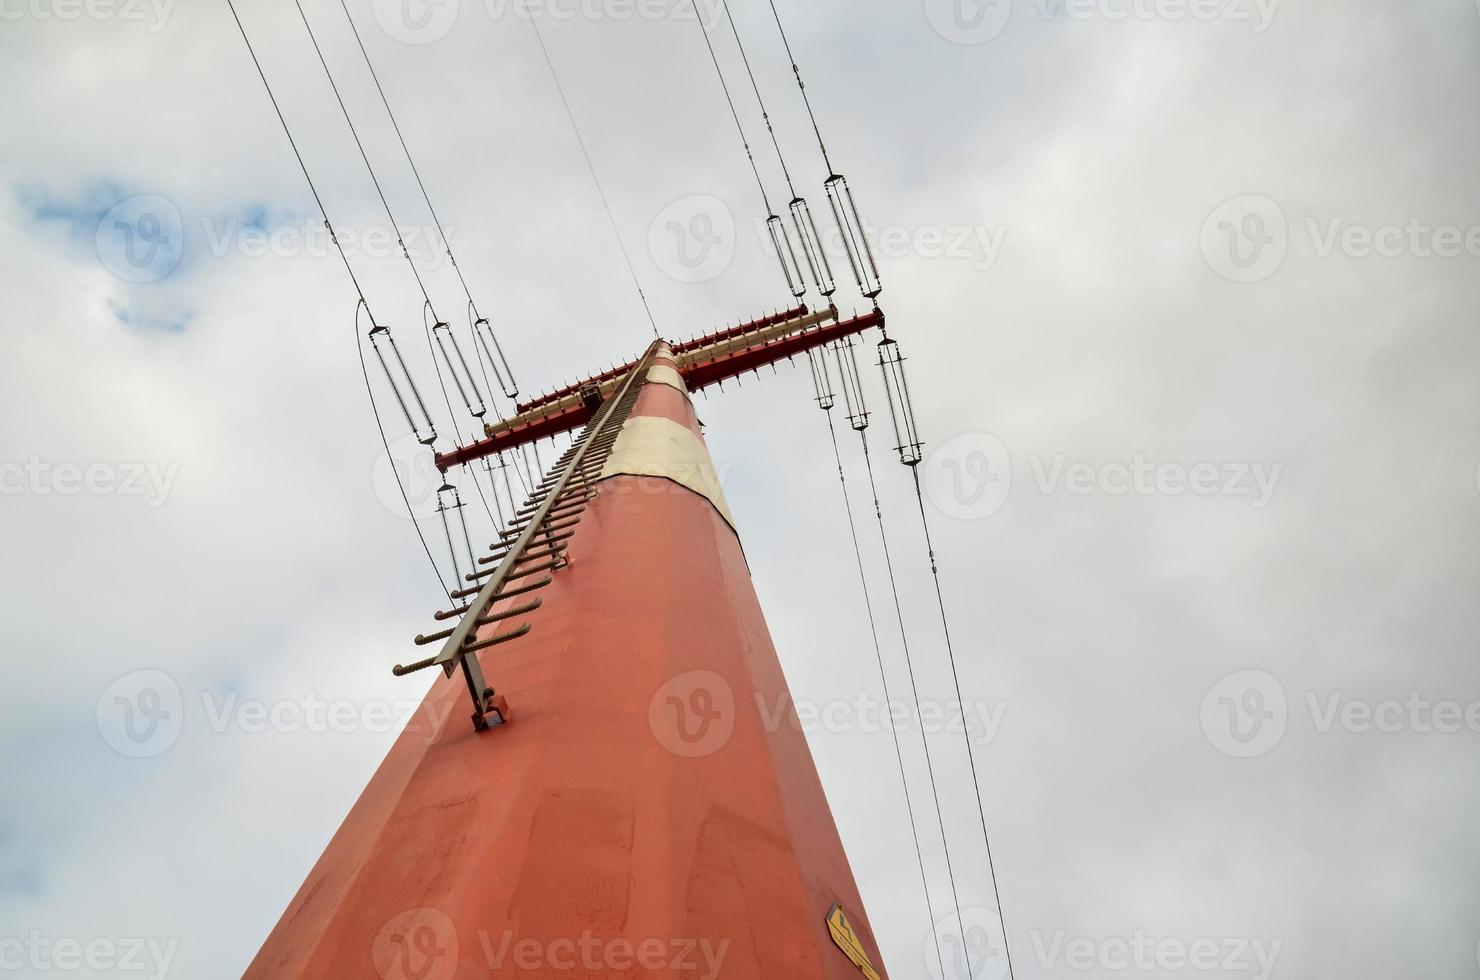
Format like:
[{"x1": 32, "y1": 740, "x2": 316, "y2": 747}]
[{"x1": 3, "y1": 1, "x2": 1479, "y2": 977}]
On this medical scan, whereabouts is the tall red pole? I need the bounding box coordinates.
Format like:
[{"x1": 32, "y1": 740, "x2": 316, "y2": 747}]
[{"x1": 249, "y1": 343, "x2": 889, "y2": 979}]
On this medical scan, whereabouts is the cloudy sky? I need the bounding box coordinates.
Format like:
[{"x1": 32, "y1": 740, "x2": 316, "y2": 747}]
[{"x1": 4, "y1": 0, "x2": 1480, "y2": 977}]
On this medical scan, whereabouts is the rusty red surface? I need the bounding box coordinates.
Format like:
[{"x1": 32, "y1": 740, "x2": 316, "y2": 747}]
[
  {"x1": 249, "y1": 382, "x2": 888, "y2": 980},
  {"x1": 510, "y1": 305, "x2": 806, "y2": 415},
  {"x1": 681, "y1": 310, "x2": 885, "y2": 394},
  {"x1": 438, "y1": 309, "x2": 884, "y2": 472}
]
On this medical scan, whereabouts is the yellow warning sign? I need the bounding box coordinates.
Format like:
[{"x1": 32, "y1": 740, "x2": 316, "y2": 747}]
[{"x1": 827, "y1": 904, "x2": 881, "y2": 980}]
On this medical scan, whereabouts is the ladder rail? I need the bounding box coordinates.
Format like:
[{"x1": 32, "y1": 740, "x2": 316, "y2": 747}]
[{"x1": 427, "y1": 341, "x2": 660, "y2": 676}]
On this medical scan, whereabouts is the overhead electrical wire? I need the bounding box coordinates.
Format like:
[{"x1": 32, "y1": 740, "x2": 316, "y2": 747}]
[
  {"x1": 876, "y1": 337, "x2": 1019, "y2": 980},
  {"x1": 291, "y1": 0, "x2": 492, "y2": 438},
  {"x1": 291, "y1": 0, "x2": 437, "y2": 322},
  {"x1": 222, "y1": 0, "x2": 451, "y2": 601},
  {"x1": 857, "y1": 421, "x2": 975, "y2": 977},
  {"x1": 334, "y1": 0, "x2": 520, "y2": 401},
  {"x1": 811, "y1": 381, "x2": 946, "y2": 980},
  {"x1": 830, "y1": 337, "x2": 976, "y2": 979},
  {"x1": 235, "y1": 6, "x2": 992, "y2": 970},
  {"x1": 692, "y1": 10, "x2": 809, "y2": 304},
  {"x1": 236, "y1": 0, "x2": 502, "y2": 604},
  {"x1": 768, "y1": 5, "x2": 1014, "y2": 964},
  {"x1": 290, "y1": 0, "x2": 523, "y2": 581},
  {"x1": 719, "y1": 1, "x2": 834, "y2": 300},
  {"x1": 911, "y1": 465, "x2": 1018, "y2": 980},
  {"x1": 521, "y1": 3, "x2": 660, "y2": 339},
  {"x1": 762, "y1": 0, "x2": 834, "y2": 174},
  {"x1": 761, "y1": 0, "x2": 883, "y2": 302}
]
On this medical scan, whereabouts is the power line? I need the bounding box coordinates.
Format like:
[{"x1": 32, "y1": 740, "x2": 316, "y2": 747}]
[
  {"x1": 855, "y1": 425, "x2": 975, "y2": 977},
  {"x1": 723, "y1": 1, "x2": 797, "y2": 198},
  {"x1": 222, "y1": 0, "x2": 451, "y2": 600},
  {"x1": 291, "y1": 0, "x2": 441, "y2": 320},
  {"x1": 911, "y1": 465, "x2": 1018, "y2": 980},
  {"x1": 693, "y1": 8, "x2": 816, "y2": 302},
  {"x1": 337, "y1": 0, "x2": 477, "y2": 317},
  {"x1": 290, "y1": 0, "x2": 515, "y2": 554},
  {"x1": 355, "y1": 309, "x2": 455, "y2": 601},
  {"x1": 760, "y1": 0, "x2": 880, "y2": 301},
  {"x1": 820, "y1": 407, "x2": 946, "y2": 980},
  {"x1": 695, "y1": 10, "x2": 775, "y2": 216},
  {"x1": 522, "y1": 3, "x2": 660, "y2": 339},
  {"x1": 878, "y1": 334, "x2": 1019, "y2": 980},
  {"x1": 223, "y1": 0, "x2": 367, "y2": 309},
  {"x1": 293, "y1": 0, "x2": 500, "y2": 442},
  {"x1": 763, "y1": 0, "x2": 834, "y2": 174},
  {"x1": 719, "y1": 1, "x2": 834, "y2": 300},
  {"x1": 334, "y1": 0, "x2": 520, "y2": 400}
]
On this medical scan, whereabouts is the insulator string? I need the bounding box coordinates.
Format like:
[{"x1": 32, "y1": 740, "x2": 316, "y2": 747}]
[
  {"x1": 694, "y1": 13, "x2": 814, "y2": 300},
  {"x1": 761, "y1": 0, "x2": 879, "y2": 301},
  {"x1": 721, "y1": 1, "x2": 834, "y2": 298},
  {"x1": 357, "y1": 325, "x2": 454, "y2": 600},
  {"x1": 335, "y1": 0, "x2": 520, "y2": 399},
  {"x1": 224, "y1": 0, "x2": 452, "y2": 598},
  {"x1": 294, "y1": 0, "x2": 493, "y2": 431}
]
